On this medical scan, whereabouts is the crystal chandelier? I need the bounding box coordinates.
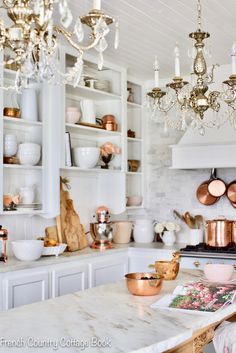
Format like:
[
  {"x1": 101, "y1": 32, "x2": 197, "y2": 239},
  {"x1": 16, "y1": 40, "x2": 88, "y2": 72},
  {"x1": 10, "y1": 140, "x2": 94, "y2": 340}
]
[
  {"x1": 147, "y1": 0, "x2": 236, "y2": 135},
  {"x1": 0, "y1": 0, "x2": 118, "y2": 90}
]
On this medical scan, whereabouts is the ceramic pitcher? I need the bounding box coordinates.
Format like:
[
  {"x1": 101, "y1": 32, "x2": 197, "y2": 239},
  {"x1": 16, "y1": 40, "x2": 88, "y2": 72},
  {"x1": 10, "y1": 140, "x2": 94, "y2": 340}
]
[
  {"x1": 160, "y1": 231, "x2": 176, "y2": 246},
  {"x1": 80, "y1": 99, "x2": 96, "y2": 124}
]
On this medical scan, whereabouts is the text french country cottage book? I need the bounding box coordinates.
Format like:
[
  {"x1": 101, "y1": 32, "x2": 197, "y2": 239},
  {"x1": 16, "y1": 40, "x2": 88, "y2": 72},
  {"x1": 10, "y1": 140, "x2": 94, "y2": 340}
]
[{"x1": 151, "y1": 281, "x2": 236, "y2": 313}]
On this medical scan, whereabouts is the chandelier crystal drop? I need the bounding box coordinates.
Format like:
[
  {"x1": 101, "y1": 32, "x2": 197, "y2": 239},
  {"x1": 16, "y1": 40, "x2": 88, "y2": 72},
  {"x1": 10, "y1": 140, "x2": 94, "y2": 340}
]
[
  {"x1": 0, "y1": 0, "x2": 118, "y2": 91},
  {"x1": 147, "y1": 0, "x2": 236, "y2": 135}
]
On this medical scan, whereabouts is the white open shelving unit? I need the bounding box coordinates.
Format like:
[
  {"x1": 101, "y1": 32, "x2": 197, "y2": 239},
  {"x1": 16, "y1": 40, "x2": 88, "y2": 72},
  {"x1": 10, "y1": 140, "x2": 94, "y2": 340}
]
[
  {"x1": 0, "y1": 54, "x2": 60, "y2": 217},
  {"x1": 0, "y1": 46, "x2": 146, "y2": 221},
  {"x1": 126, "y1": 78, "x2": 146, "y2": 211}
]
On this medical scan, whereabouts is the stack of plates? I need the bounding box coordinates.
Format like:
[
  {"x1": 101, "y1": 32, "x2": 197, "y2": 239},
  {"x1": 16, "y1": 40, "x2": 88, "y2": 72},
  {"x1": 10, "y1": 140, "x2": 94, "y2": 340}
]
[
  {"x1": 94, "y1": 79, "x2": 110, "y2": 92},
  {"x1": 17, "y1": 203, "x2": 42, "y2": 212}
]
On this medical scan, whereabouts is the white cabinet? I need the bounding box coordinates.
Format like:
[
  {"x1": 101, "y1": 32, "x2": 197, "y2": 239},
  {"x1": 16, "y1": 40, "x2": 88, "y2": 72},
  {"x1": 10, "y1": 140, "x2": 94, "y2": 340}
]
[
  {"x1": 3, "y1": 270, "x2": 49, "y2": 310},
  {"x1": 52, "y1": 263, "x2": 88, "y2": 297},
  {"x1": 89, "y1": 254, "x2": 128, "y2": 288}
]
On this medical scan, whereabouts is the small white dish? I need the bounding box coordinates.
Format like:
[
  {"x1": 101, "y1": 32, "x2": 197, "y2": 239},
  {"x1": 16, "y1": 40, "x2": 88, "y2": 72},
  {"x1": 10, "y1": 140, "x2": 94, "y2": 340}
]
[{"x1": 42, "y1": 243, "x2": 67, "y2": 257}]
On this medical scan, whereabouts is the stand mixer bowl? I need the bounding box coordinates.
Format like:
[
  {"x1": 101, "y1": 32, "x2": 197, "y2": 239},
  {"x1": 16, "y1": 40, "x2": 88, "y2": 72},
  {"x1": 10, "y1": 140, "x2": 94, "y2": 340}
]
[{"x1": 90, "y1": 222, "x2": 113, "y2": 242}]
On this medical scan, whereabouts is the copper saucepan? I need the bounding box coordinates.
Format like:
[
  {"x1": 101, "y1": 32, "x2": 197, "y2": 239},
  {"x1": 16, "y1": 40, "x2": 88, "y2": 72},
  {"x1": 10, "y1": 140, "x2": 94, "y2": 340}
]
[
  {"x1": 196, "y1": 169, "x2": 220, "y2": 206},
  {"x1": 207, "y1": 168, "x2": 226, "y2": 197}
]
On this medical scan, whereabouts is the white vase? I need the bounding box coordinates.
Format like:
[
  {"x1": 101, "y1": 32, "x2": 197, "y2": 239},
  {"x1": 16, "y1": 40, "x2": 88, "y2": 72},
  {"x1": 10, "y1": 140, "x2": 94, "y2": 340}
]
[
  {"x1": 20, "y1": 88, "x2": 38, "y2": 121},
  {"x1": 160, "y1": 231, "x2": 176, "y2": 246}
]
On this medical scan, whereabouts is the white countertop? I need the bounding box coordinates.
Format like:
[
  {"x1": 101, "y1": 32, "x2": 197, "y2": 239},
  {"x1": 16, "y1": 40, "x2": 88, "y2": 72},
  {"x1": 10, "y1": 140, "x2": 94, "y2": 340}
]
[
  {"x1": 0, "y1": 269, "x2": 235, "y2": 353},
  {"x1": 0, "y1": 242, "x2": 183, "y2": 274}
]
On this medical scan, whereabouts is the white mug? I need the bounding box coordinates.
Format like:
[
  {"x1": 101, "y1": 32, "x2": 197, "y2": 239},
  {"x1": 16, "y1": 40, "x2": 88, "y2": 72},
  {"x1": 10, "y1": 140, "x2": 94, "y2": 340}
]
[
  {"x1": 80, "y1": 99, "x2": 96, "y2": 124},
  {"x1": 20, "y1": 88, "x2": 38, "y2": 121}
]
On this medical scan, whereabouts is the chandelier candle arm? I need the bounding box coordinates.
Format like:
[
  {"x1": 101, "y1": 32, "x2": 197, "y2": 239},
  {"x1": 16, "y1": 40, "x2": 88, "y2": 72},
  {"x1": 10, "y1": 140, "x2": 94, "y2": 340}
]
[
  {"x1": 231, "y1": 42, "x2": 236, "y2": 75},
  {"x1": 174, "y1": 43, "x2": 180, "y2": 77},
  {"x1": 154, "y1": 56, "x2": 159, "y2": 87},
  {"x1": 93, "y1": 0, "x2": 102, "y2": 10}
]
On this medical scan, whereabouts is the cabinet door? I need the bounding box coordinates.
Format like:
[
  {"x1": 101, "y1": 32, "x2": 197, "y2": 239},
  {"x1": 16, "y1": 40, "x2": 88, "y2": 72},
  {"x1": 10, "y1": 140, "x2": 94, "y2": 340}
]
[
  {"x1": 89, "y1": 254, "x2": 128, "y2": 288},
  {"x1": 4, "y1": 271, "x2": 49, "y2": 310},
  {"x1": 52, "y1": 263, "x2": 88, "y2": 297}
]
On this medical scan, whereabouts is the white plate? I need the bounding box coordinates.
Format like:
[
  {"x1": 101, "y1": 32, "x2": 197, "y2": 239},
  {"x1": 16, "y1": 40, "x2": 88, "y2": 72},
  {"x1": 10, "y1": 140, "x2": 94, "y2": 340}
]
[
  {"x1": 199, "y1": 276, "x2": 236, "y2": 284},
  {"x1": 42, "y1": 243, "x2": 67, "y2": 257}
]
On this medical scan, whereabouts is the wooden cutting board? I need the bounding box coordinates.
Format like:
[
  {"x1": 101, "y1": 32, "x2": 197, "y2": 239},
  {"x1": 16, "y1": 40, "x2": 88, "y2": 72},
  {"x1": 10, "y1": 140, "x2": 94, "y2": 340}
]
[{"x1": 59, "y1": 177, "x2": 88, "y2": 251}]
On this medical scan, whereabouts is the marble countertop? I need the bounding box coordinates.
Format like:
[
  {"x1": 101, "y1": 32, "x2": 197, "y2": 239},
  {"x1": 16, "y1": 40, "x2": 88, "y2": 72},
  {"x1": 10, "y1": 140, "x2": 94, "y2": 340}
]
[
  {"x1": 0, "y1": 242, "x2": 182, "y2": 274},
  {"x1": 0, "y1": 269, "x2": 235, "y2": 353}
]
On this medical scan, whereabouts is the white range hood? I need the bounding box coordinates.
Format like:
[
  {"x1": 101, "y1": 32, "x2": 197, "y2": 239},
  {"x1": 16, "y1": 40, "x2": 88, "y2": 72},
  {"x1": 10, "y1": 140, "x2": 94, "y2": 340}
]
[{"x1": 171, "y1": 123, "x2": 236, "y2": 169}]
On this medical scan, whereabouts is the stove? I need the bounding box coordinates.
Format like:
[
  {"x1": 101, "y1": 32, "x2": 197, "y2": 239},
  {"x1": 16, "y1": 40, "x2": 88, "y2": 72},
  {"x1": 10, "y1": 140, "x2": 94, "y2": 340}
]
[{"x1": 180, "y1": 242, "x2": 236, "y2": 259}]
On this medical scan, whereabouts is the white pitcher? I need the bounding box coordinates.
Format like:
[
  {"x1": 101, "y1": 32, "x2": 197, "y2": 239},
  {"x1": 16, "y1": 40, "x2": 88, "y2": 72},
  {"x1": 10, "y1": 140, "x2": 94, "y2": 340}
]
[
  {"x1": 20, "y1": 87, "x2": 38, "y2": 121},
  {"x1": 160, "y1": 231, "x2": 176, "y2": 246},
  {"x1": 19, "y1": 186, "x2": 35, "y2": 204},
  {"x1": 80, "y1": 99, "x2": 96, "y2": 124}
]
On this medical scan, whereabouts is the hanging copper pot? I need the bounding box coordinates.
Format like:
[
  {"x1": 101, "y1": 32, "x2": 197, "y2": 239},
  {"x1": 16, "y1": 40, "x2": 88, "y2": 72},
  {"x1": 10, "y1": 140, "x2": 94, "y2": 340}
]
[
  {"x1": 207, "y1": 169, "x2": 226, "y2": 197},
  {"x1": 227, "y1": 180, "x2": 236, "y2": 204},
  {"x1": 196, "y1": 169, "x2": 220, "y2": 206}
]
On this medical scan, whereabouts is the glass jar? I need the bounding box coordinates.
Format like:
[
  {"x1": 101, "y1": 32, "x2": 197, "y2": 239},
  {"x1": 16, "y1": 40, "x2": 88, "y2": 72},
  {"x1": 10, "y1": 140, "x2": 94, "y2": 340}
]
[{"x1": 0, "y1": 226, "x2": 8, "y2": 262}]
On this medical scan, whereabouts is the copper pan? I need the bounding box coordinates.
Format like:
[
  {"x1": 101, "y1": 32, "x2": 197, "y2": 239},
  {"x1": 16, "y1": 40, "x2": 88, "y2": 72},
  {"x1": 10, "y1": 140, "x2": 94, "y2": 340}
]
[
  {"x1": 196, "y1": 169, "x2": 219, "y2": 206},
  {"x1": 208, "y1": 169, "x2": 226, "y2": 197},
  {"x1": 227, "y1": 180, "x2": 236, "y2": 204}
]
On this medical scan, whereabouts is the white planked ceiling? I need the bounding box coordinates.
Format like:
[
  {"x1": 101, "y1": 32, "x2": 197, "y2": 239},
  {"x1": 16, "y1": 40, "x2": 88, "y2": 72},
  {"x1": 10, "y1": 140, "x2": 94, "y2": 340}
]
[{"x1": 68, "y1": 0, "x2": 236, "y2": 80}]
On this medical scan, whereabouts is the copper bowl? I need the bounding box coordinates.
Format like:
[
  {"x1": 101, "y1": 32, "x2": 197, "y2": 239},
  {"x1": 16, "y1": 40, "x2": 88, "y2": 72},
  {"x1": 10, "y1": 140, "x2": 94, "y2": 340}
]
[
  {"x1": 125, "y1": 272, "x2": 163, "y2": 296},
  {"x1": 3, "y1": 107, "x2": 20, "y2": 118},
  {"x1": 154, "y1": 261, "x2": 179, "y2": 280}
]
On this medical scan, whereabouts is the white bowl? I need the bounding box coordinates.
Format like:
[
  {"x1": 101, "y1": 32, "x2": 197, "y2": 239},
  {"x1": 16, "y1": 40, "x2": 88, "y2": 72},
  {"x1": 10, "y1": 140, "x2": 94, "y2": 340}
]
[
  {"x1": 126, "y1": 196, "x2": 143, "y2": 207},
  {"x1": 73, "y1": 147, "x2": 100, "y2": 168},
  {"x1": 66, "y1": 110, "x2": 81, "y2": 124},
  {"x1": 17, "y1": 143, "x2": 41, "y2": 166},
  {"x1": 11, "y1": 240, "x2": 44, "y2": 261}
]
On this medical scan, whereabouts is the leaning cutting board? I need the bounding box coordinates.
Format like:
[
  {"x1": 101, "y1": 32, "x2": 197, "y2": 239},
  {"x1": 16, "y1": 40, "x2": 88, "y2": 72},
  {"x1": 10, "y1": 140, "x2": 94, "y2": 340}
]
[{"x1": 59, "y1": 177, "x2": 88, "y2": 251}]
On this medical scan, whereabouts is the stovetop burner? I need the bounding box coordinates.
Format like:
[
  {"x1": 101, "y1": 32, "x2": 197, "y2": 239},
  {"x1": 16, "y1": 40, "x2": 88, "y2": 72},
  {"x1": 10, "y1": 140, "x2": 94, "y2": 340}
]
[
  {"x1": 180, "y1": 242, "x2": 236, "y2": 259},
  {"x1": 181, "y1": 242, "x2": 236, "y2": 253}
]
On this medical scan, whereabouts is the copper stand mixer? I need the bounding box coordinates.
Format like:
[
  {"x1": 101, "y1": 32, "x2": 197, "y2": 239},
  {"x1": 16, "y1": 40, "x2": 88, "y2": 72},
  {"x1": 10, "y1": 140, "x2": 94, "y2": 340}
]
[{"x1": 90, "y1": 206, "x2": 113, "y2": 250}]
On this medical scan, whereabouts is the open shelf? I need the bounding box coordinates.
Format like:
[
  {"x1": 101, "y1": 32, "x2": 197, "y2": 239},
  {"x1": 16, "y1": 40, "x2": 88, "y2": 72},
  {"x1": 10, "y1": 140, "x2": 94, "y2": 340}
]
[
  {"x1": 66, "y1": 84, "x2": 121, "y2": 101},
  {"x1": 61, "y1": 166, "x2": 122, "y2": 174},
  {"x1": 66, "y1": 123, "x2": 121, "y2": 137},
  {"x1": 4, "y1": 116, "x2": 42, "y2": 127},
  {"x1": 127, "y1": 137, "x2": 143, "y2": 142},
  {"x1": 126, "y1": 171, "x2": 143, "y2": 176},
  {"x1": 3, "y1": 210, "x2": 44, "y2": 215},
  {"x1": 4, "y1": 164, "x2": 43, "y2": 170},
  {"x1": 127, "y1": 102, "x2": 142, "y2": 109},
  {"x1": 126, "y1": 205, "x2": 144, "y2": 210}
]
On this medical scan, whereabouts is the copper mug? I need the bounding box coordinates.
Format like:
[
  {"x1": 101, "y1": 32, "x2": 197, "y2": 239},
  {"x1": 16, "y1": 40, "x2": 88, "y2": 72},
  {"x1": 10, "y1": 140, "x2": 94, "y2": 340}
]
[{"x1": 205, "y1": 218, "x2": 236, "y2": 247}]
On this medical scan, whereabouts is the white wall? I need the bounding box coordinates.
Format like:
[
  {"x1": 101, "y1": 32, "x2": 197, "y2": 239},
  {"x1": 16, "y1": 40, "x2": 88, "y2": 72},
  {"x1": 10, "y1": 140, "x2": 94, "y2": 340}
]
[{"x1": 145, "y1": 63, "x2": 236, "y2": 243}]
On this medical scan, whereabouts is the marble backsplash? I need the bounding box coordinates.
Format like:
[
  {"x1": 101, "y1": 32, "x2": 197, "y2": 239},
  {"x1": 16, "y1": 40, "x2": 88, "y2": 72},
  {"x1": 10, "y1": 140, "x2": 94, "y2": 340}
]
[{"x1": 145, "y1": 118, "x2": 236, "y2": 243}]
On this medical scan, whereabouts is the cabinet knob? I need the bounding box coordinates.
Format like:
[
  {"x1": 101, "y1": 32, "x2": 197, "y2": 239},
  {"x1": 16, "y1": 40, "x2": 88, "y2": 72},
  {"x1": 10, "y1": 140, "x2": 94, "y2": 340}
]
[
  {"x1": 193, "y1": 261, "x2": 200, "y2": 268},
  {"x1": 234, "y1": 264, "x2": 236, "y2": 270}
]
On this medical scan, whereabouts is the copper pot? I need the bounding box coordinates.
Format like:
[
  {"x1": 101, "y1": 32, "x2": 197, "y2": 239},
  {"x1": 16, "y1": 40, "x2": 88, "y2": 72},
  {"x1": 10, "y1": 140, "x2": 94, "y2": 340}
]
[
  {"x1": 101, "y1": 115, "x2": 118, "y2": 131},
  {"x1": 205, "y1": 218, "x2": 236, "y2": 247},
  {"x1": 227, "y1": 180, "x2": 236, "y2": 204}
]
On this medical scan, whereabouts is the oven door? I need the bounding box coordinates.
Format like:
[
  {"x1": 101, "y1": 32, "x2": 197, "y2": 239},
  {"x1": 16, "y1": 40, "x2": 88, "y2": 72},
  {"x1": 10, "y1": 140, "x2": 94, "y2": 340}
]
[{"x1": 180, "y1": 256, "x2": 236, "y2": 270}]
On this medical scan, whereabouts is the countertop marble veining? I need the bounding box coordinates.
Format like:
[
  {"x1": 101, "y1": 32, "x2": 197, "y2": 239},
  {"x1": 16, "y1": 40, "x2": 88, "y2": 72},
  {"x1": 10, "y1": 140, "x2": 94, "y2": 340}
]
[
  {"x1": 0, "y1": 243, "x2": 184, "y2": 274},
  {"x1": 0, "y1": 269, "x2": 235, "y2": 353}
]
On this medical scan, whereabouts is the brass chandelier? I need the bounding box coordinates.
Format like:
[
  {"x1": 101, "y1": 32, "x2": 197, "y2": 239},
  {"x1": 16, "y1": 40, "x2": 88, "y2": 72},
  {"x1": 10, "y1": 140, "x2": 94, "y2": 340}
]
[
  {"x1": 0, "y1": 0, "x2": 118, "y2": 90},
  {"x1": 147, "y1": 0, "x2": 236, "y2": 135}
]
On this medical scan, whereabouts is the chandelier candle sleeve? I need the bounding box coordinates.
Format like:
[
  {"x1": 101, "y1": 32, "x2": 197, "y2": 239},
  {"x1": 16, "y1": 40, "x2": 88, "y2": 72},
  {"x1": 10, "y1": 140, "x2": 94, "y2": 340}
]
[
  {"x1": 231, "y1": 42, "x2": 236, "y2": 75},
  {"x1": 154, "y1": 56, "x2": 159, "y2": 87},
  {"x1": 93, "y1": 0, "x2": 102, "y2": 10},
  {"x1": 174, "y1": 43, "x2": 180, "y2": 77}
]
